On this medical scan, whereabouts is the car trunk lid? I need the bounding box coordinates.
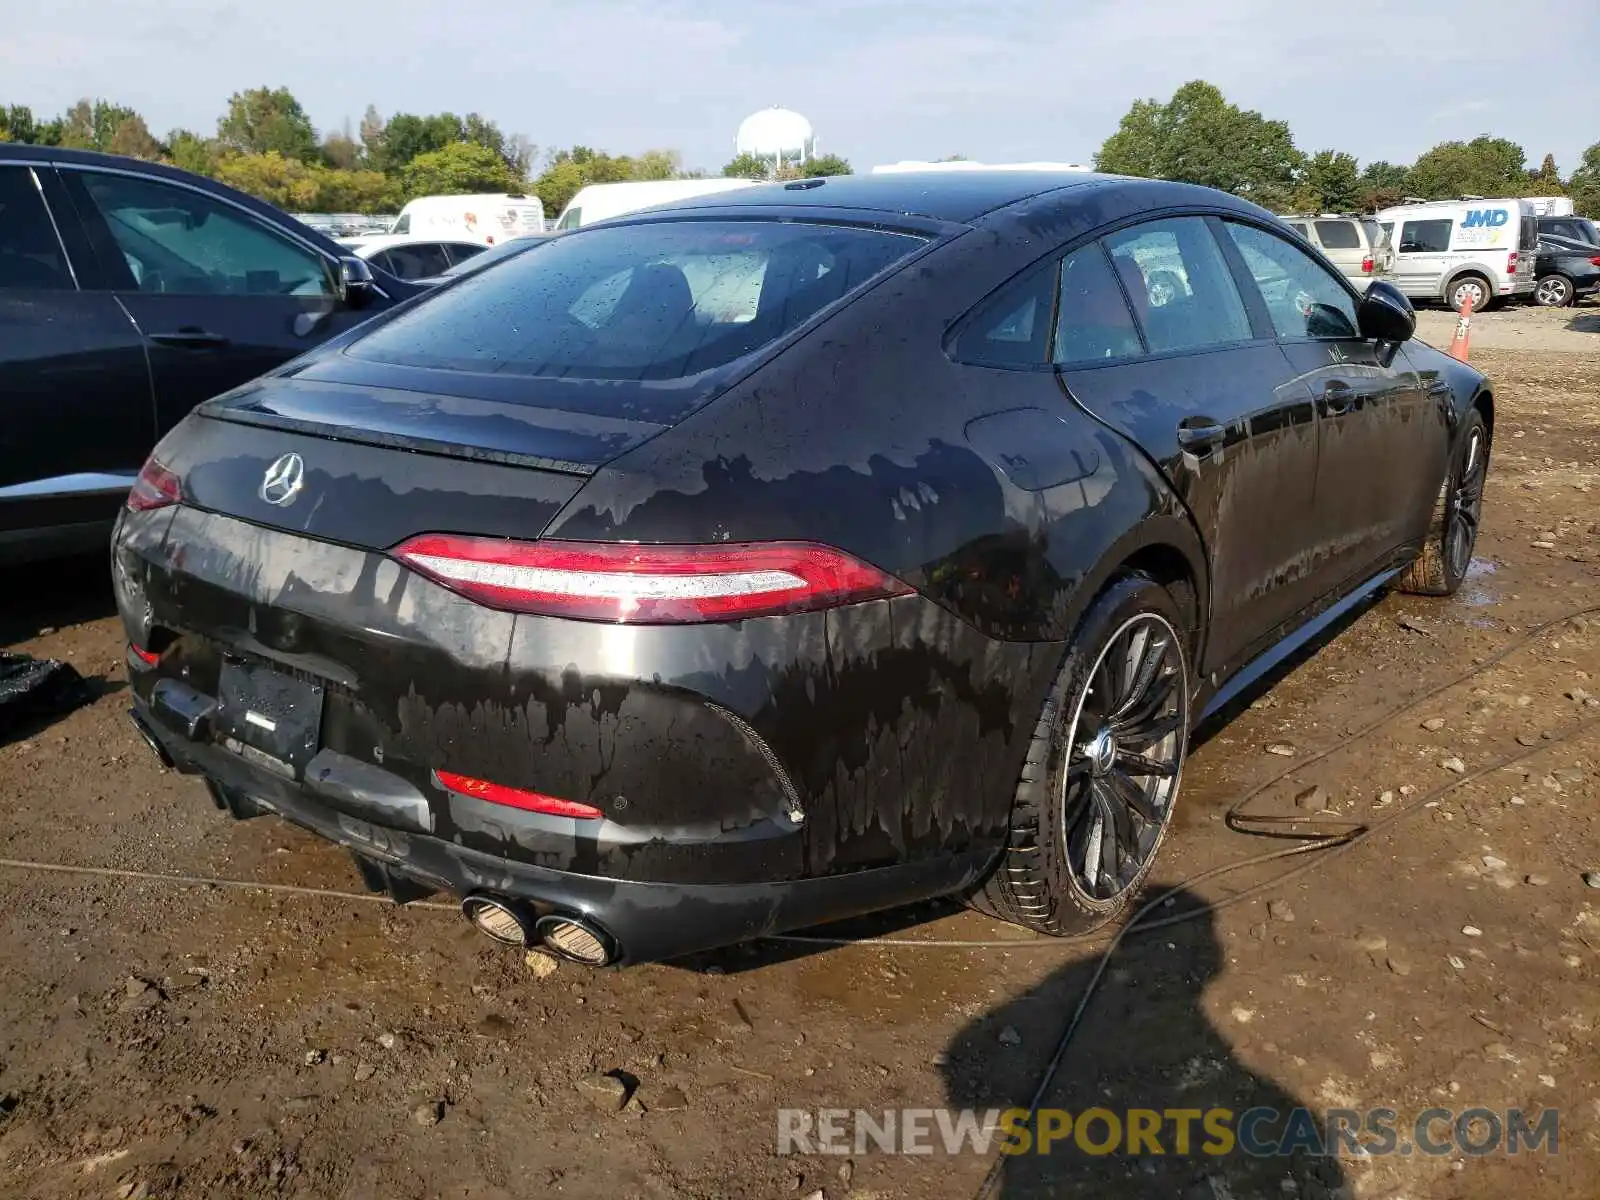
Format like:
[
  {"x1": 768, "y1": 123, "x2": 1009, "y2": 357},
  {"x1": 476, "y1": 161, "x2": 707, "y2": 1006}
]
[{"x1": 161, "y1": 362, "x2": 699, "y2": 549}]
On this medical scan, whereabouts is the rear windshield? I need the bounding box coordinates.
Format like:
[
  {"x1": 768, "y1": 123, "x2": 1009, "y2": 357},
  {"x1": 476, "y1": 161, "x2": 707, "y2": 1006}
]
[
  {"x1": 347, "y1": 219, "x2": 925, "y2": 380},
  {"x1": 1314, "y1": 220, "x2": 1360, "y2": 250}
]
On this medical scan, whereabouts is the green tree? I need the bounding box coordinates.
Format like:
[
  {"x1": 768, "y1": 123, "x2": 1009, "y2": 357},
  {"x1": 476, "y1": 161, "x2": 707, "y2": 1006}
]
[
  {"x1": 213, "y1": 151, "x2": 321, "y2": 209},
  {"x1": 0, "y1": 105, "x2": 40, "y2": 143},
  {"x1": 165, "y1": 129, "x2": 218, "y2": 176},
  {"x1": 800, "y1": 153, "x2": 853, "y2": 178},
  {"x1": 1095, "y1": 80, "x2": 1303, "y2": 209},
  {"x1": 401, "y1": 141, "x2": 523, "y2": 196},
  {"x1": 632, "y1": 149, "x2": 682, "y2": 181},
  {"x1": 1358, "y1": 160, "x2": 1410, "y2": 210},
  {"x1": 1527, "y1": 152, "x2": 1563, "y2": 193},
  {"x1": 1405, "y1": 136, "x2": 1526, "y2": 199},
  {"x1": 533, "y1": 146, "x2": 640, "y2": 213},
  {"x1": 107, "y1": 114, "x2": 161, "y2": 160},
  {"x1": 1300, "y1": 150, "x2": 1361, "y2": 212},
  {"x1": 217, "y1": 87, "x2": 319, "y2": 161},
  {"x1": 722, "y1": 152, "x2": 772, "y2": 179},
  {"x1": 312, "y1": 168, "x2": 400, "y2": 213},
  {"x1": 322, "y1": 131, "x2": 362, "y2": 171},
  {"x1": 1570, "y1": 143, "x2": 1600, "y2": 219},
  {"x1": 379, "y1": 112, "x2": 465, "y2": 172},
  {"x1": 59, "y1": 99, "x2": 140, "y2": 151}
]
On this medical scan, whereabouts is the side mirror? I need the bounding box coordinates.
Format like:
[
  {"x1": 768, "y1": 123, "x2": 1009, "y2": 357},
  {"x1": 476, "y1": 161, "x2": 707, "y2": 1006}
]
[
  {"x1": 338, "y1": 256, "x2": 375, "y2": 310},
  {"x1": 1357, "y1": 280, "x2": 1415, "y2": 344}
]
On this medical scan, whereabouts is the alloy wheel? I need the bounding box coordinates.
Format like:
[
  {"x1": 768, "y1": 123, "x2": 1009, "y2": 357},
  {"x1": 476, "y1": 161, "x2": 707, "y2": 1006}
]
[
  {"x1": 1534, "y1": 277, "x2": 1570, "y2": 307},
  {"x1": 1446, "y1": 426, "x2": 1487, "y2": 579},
  {"x1": 1058, "y1": 613, "x2": 1189, "y2": 902}
]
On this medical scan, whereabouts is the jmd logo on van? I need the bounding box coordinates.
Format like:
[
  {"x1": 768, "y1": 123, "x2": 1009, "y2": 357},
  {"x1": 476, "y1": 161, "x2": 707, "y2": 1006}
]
[{"x1": 1461, "y1": 209, "x2": 1510, "y2": 228}]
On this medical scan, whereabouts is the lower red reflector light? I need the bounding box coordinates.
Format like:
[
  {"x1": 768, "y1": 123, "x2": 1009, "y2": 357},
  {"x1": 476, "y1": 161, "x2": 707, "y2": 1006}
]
[
  {"x1": 129, "y1": 643, "x2": 161, "y2": 666},
  {"x1": 432, "y1": 770, "x2": 604, "y2": 819}
]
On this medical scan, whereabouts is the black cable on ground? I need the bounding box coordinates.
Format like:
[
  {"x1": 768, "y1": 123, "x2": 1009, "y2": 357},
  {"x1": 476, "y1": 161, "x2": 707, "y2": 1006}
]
[{"x1": 970, "y1": 601, "x2": 1600, "y2": 1200}]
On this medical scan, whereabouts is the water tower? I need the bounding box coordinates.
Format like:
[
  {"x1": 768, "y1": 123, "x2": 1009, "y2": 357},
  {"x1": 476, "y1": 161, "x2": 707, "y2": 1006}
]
[{"x1": 735, "y1": 107, "x2": 816, "y2": 175}]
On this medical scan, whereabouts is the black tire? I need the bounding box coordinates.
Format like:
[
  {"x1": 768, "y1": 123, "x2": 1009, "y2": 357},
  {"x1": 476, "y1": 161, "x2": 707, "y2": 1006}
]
[
  {"x1": 1533, "y1": 274, "x2": 1575, "y2": 308},
  {"x1": 1446, "y1": 273, "x2": 1493, "y2": 312},
  {"x1": 1398, "y1": 410, "x2": 1490, "y2": 596},
  {"x1": 972, "y1": 574, "x2": 1192, "y2": 936}
]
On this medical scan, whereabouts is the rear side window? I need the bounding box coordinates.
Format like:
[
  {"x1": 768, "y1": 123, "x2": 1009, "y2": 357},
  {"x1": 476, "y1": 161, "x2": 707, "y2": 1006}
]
[
  {"x1": 392, "y1": 213, "x2": 410, "y2": 234},
  {"x1": 347, "y1": 220, "x2": 925, "y2": 380},
  {"x1": 1052, "y1": 243, "x2": 1143, "y2": 365},
  {"x1": 1314, "y1": 220, "x2": 1360, "y2": 250},
  {"x1": 0, "y1": 166, "x2": 74, "y2": 291},
  {"x1": 1287, "y1": 222, "x2": 1309, "y2": 239},
  {"x1": 1103, "y1": 217, "x2": 1252, "y2": 353},
  {"x1": 953, "y1": 266, "x2": 1056, "y2": 367},
  {"x1": 1399, "y1": 219, "x2": 1452, "y2": 254},
  {"x1": 1362, "y1": 220, "x2": 1387, "y2": 249}
]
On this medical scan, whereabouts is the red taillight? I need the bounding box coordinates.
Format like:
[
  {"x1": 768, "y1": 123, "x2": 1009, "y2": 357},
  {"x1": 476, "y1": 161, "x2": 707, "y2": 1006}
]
[
  {"x1": 433, "y1": 770, "x2": 603, "y2": 819},
  {"x1": 129, "y1": 643, "x2": 161, "y2": 666},
  {"x1": 392, "y1": 535, "x2": 913, "y2": 624},
  {"x1": 1507, "y1": 251, "x2": 1519, "y2": 275},
  {"x1": 127, "y1": 457, "x2": 182, "y2": 512},
  {"x1": 1362, "y1": 255, "x2": 1374, "y2": 275},
  {"x1": 1590, "y1": 256, "x2": 1600, "y2": 267}
]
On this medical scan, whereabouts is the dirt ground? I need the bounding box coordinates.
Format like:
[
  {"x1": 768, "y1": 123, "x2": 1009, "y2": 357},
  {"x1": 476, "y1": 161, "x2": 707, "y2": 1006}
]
[{"x1": 1, "y1": 307, "x2": 1597, "y2": 1200}]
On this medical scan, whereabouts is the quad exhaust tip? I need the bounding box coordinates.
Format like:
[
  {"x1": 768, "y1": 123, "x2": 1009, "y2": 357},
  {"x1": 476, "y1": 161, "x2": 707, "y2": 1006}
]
[
  {"x1": 535, "y1": 914, "x2": 614, "y2": 966},
  {"x1": 460, "y1": 895, "x2": 617, "y2": 966},
  {"x1": 461, "y1": 894, "x2": 530, "y2": 946}
]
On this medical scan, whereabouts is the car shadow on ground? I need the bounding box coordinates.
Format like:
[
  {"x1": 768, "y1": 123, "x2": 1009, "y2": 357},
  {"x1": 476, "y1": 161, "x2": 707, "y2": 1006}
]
[
  {"x1": 0, "y1": 556, "x2": 122, "y2": 747},
  {"x1": 675, "y1": 896, "x2": 968, "y2": 973},
  {"x1": 939, "y1": 887, "x2": 1348, "y2": 1199},
  {"x1": 0, "y1": 555, "x2": 118, "y2": 648},
  {"x1": 1565, "y1": 311, "x2": 1600, "y2": 333}
]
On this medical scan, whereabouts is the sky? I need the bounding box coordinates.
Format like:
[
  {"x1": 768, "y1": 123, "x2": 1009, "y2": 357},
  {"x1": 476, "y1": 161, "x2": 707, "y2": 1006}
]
[{"x1": 4, "y1": 0, "x2": 1597, "y2": 176}]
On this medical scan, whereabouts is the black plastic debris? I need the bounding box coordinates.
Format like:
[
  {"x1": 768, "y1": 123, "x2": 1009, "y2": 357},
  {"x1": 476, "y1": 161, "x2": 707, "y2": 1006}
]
[{"x1": 0, "y1": 651, "x2": 91, "y2": 736}]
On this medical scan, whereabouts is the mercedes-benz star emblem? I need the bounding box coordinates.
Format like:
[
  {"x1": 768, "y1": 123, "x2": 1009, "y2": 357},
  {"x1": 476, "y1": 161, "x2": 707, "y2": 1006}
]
[{"x1": 259, "y1": 452, "x2": 305, "y2": 507}]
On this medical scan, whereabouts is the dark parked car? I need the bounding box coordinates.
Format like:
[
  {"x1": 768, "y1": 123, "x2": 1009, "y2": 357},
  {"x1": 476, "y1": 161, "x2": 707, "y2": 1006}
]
[
  {"x1": 1531, "y1": 235, "x2": 1600, "y2": 307},
  {"x1": 1537, "y1": 215, "x2": 1600, "y2": 247},
  {"x1": 113, "y1": 172, "x2": 1492, "y2": 966},
  {"x1": 0, "y1": 145, "x2": 421, "y2": 564},
  {"x1": 414, "y1": 232, "x2": 553, "y2": 286}
]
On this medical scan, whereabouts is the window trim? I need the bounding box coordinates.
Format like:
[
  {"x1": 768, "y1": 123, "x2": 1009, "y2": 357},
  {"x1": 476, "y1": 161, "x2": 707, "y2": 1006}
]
[
  {"x1": 946, "y1": 204, "x2": 1280, "y2": 372},
  {"x1": 23, "y1": 166, "x2": 79, "y2": 290},
  {"x1": 1214, "y1": 216, "x2": 1364, "y2": 346},
  {"x1": 51, "y1": 160, "x2": 391, "y2": 300},
  {"x1": 1051, "y1": 238, "x2": 1149, "y2": 368}
]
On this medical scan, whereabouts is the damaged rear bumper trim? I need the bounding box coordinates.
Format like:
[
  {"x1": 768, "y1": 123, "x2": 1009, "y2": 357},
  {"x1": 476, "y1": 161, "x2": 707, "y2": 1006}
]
[{"x1": 132, "y1": 699, "x2": 990, "y2": 965}]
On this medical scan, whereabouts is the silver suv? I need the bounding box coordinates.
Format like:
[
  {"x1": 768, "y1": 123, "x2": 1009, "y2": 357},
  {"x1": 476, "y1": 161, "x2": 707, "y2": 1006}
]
[{"x1": 1278, "y1": 214, "x2": 1395, "y2": 291}]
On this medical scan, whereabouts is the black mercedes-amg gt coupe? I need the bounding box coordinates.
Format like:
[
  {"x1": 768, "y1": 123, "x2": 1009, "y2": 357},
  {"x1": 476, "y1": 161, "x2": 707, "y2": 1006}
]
[{"x1": 114, "y1": 170, "x2": 1492, "y2": 966}]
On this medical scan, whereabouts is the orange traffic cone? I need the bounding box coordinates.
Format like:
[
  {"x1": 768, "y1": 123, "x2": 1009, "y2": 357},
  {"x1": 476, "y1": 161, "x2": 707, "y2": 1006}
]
[{"x1": 1447, "y1": 291, "x2": 1474, "y2": 361}]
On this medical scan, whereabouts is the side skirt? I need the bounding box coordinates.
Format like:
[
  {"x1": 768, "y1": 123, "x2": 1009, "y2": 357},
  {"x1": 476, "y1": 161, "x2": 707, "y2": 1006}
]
[{"x1": 1194, "y1": 564, "x2": 1406, "y2": 732}]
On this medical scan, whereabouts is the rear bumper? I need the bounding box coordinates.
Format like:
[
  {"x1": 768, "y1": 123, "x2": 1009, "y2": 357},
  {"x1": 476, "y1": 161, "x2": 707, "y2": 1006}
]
[{"x1": 130, "y1": 694, "x2": 989, "y2": 965}]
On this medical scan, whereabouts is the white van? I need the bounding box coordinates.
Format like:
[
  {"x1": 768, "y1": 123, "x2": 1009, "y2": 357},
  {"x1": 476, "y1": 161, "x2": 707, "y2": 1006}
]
[
  {"x1": 1375, "y1": 198, "x2": 1538, "y2": 310},
  {"x1": 390, "y1": 194, "x2": 545, "y2": 246},
  {"x1": 553, "y1": 179, "x2": 761, "y2": 231}
]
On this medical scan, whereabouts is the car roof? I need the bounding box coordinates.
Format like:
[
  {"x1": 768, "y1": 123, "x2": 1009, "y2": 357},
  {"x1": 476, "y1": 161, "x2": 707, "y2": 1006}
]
[
  {"x1": 0, "y1": 143, "x2": 353, "y2": 257},
  {"x1": 621, "y1": 171, "x2": 1280, "y2": 228},
  {"x1": 639, "y1": 170, "x2": 1108, "y2": 223}
]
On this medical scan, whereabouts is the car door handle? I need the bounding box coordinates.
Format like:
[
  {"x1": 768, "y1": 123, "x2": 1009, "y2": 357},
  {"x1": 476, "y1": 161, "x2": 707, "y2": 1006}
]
[
  {"x1": 1319, "y1": 382, "x2": 1355, "y2": 415},
  {"x1": 148, "y1": 328, "x2": 230, "y2": 350},
  {"x1": 1176, "y1": 421, "x2": 1227, "y2": 453}
]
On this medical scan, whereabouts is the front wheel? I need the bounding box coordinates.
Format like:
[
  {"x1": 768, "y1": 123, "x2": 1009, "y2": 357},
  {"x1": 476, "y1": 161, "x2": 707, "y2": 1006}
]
[
  {"x1": 972, "y1": 575, "x2": 1191, "y2": 936},
  {"x1": 1398, "y1": 410, "x2": 1490, "y2": 596},
  {"x1": 1533, "y1": 274, "x2": 1575, "y2": 308}
]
